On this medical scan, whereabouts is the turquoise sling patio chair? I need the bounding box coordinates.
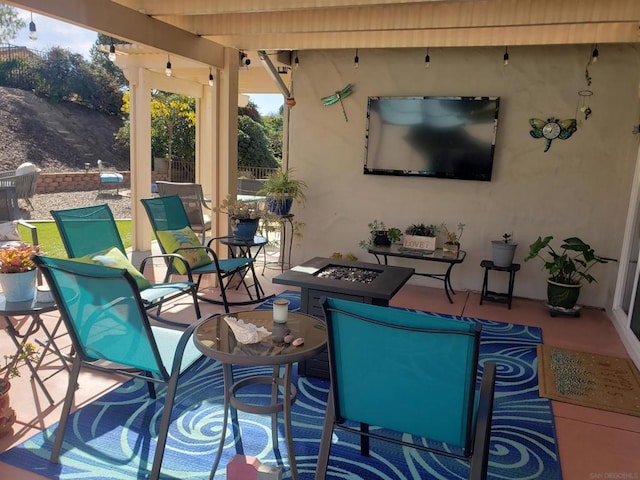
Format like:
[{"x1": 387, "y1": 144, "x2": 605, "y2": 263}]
[
  {"x1": 316, "y1": 297, "x2": 497, "y2": 480},
  {"x1": 141, "y1": 195, "x2": 271, "y2": 313},
  {"x1": 33, "y1": 255, "x2": 206, "y2": 480},
  {"x1": 51, "y1": 204, "x2": 202, "y2": 326}
]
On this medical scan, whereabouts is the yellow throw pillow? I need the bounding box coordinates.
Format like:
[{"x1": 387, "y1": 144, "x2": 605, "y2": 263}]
[
  {"x1": 77, "y1": 247, "x2": 151, "y2": 291},
  {"x1": 156, "y1": 226, "x2": 212, "y2": 275}
]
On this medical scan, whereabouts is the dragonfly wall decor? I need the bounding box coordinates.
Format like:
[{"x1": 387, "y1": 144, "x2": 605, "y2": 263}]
[
  {"x1": 321, "y1": 83, "x2": 354, "y2": 122},
  {"x1": 529, "y1": 117, "x2": 577, "y2": 152}
]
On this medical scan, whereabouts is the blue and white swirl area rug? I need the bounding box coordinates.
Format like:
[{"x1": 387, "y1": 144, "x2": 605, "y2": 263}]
[{"x1": 0, "y1": 291, "x2": 561, "y2": 479}]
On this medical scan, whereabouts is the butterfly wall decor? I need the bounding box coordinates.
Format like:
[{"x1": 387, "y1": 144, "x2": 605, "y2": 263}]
[
  {"x1": 321, "y1": 83, "x2": 354, "y2": 122},
  {"x1": 529, "y1": 117, "x2": 577, "y2": 152}
]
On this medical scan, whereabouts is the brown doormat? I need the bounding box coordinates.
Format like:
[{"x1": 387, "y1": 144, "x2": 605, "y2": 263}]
[{"x1": 537, "y1": 344, "x2": 640, "y2": 417}]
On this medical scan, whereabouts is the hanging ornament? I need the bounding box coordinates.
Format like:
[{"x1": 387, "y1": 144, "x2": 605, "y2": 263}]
[{"x1": 576, "y1": 89, "x2": 593, "y2": 124}]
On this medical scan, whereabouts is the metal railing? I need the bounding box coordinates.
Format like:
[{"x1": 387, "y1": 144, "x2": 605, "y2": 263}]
[{"x1": 239, "y1": 166, "x2": 278, "y2": 179}]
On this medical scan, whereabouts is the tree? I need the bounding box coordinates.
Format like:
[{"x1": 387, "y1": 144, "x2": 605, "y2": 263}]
[
  {"x1": 115, "y1": 90, "x2": 196, "y2": 179},
  {"x1": 28, "y1": 47, "x2": 122, "y2": 114},
  {"x1": 238, "y1": 115, "x2": 278, "y2": 169},
  {"x1": 0, "y1": 5, "x2": 25, "y2": 43},
  {"x1": 263, "y1": 113, "x2": 283, "y2": 162},
  {"x1": 90, "y1": 33, "x2": 128, "y2": 90}
]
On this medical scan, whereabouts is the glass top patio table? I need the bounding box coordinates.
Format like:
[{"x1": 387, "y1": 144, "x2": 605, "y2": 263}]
[{"x1": 194, "y1": 310, "x2": 327, "y2": 480}]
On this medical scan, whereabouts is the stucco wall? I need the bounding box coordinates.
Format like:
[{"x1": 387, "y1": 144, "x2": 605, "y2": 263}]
[{"x1": 286, "y1": 45, "x2": 640, "y2": 308}]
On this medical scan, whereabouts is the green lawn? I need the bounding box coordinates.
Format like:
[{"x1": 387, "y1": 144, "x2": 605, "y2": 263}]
[{"x1": 19, "y1": 220, "x2": 132, "y2": 258}]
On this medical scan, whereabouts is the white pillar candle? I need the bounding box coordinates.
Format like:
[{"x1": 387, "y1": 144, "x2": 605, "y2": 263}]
[{"x1": 273, "y1": 299, "x2": 289, "y2": 323}]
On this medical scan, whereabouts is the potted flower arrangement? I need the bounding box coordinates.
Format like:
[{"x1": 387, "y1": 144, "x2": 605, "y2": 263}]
[
  {"x1": 403, "y1": 223, "x2": 440, "y2": 251},
  {"x1": 257, "y1": 168, "x2": 308, "y2": 216},
  {"x1": 491, "y1": 233, "x2": 518, "y2": 267},
  {"x1": 524, "y1": 236, "x2": 612, "y2": 310},
  {"x1": 442, "y1": 223, "x2": 465, "y2": 258},
  {"x1": 0, "y1": 242, "x2": 41, "y2": 302},
  {"x1": 213, "y1": 195, "x2": 267, "y2": 240},
  {"x1": 1, "y1": 342, "x2": 39, "y2": 437}
]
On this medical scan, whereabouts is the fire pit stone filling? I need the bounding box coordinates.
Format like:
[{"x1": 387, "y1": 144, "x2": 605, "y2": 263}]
[{"x1": 315, "y1": 266, "x2": 381, "y2": 284}]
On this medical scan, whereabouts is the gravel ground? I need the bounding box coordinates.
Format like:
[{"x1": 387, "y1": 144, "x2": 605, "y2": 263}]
[{"x1": 25, "y1": 189, "x2": 133, "y2": 221}]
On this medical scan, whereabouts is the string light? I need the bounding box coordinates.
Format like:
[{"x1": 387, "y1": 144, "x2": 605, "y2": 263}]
[
  {"x1": 503, "y1": 46, "x2": 509, "y2": 66},
  {"x1": 165, "y1": 55, "x2": 172, "y2": 77},
  {"x1": 108, "y1": 39, "x2": 116, "y2": 62},
  {"x1": 208, "y1": 68, "x2": 214, "y2": 87},
  {"x1": 354, "y1": 48, "x2": 359, "y2": 69},
  {"x1": 424, "y1": 48, "x2": 430, "y2": 69},
  {"x1": 591, "y1": 44, "x2": 599, "y2": 63},
  {"x1": 28, "y1": 12, "x2": 37, "y2": 41}
]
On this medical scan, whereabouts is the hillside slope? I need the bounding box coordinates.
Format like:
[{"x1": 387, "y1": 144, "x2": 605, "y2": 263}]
[{"x1": 0, "y1": 86, "x2": 127, "y2": 173}]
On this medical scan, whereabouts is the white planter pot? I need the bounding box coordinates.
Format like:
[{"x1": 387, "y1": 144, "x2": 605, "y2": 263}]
[
  {"x1": 491, "y1": 241, "x2": 518, "y2": 267},
  {"x1": 0, "y1": 270, "x2": 37, "y2": 303},
  {"x1": 403, "y1": 235, "x2": 436, "y2": 251}
]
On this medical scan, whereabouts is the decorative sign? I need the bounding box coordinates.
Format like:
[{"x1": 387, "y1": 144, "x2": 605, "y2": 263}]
[{"x1": 402, "y1": 235, "x2": 436, "y2": 251}]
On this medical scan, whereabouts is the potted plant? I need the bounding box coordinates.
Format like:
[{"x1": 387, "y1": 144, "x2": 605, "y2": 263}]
[
  {"x1": 359, "y1": 220, "x2": 402, "y2": 249},
  {"x1": 403, "y1": 223, "x2": 439, "y2": 251},
  {"x1": 442, "y1": 223, "x2": 465, "y2": 258},
  {"x1": 0, "y1": 242, "x2": 41, "y2": 302},
  {"x1": 524, "y1": 236, "x2": 612, "y2": 310},
  {"x1": 0, "y1": 342, "x2": 39, "y2": 437},
  {"x1": 257, "y1": 168, "x2": 308, "y2": 216},
  {"x1": 492, "y1": 233, "x2": 518, "y2": 267},
  {"x1": 213, "y1": 195, "x2": 267, "y2": 240}
]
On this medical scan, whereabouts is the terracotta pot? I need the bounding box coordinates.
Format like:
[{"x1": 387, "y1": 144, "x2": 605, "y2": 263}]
[{"x1": 0, "y1": 381, "x2": 16, "y2": 437}]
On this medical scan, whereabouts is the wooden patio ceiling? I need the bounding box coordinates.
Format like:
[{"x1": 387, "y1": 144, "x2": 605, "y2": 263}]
[{"x1": 4, "y1": 0, "x2": 640, "y2": 92}]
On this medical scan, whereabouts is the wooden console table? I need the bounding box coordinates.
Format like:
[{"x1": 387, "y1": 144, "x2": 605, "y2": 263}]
[{"x1": 368, "y1": 245, "x2": 466, "y2": 303}]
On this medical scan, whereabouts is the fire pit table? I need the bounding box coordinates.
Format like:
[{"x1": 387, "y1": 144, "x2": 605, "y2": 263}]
[{"x1": 272, "y1": 256, "x2": 414, "y2": 378}]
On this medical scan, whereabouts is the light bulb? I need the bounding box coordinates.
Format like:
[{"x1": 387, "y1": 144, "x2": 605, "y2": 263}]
[
  {"x1": 294, "y1": 54, "x2": 299, "y2": 69},
  {"x1": 108, "y1": 44, "x2": 116, "y2": 62},
  {"x1": 165, "y1": 56, "x2": 172, "y2": 77},
  {"x1": 424, "y1": 49, "x2": 430, "y2": 69},
  {"x1": 592, "y1": 45, "x2": 599, "y2": 63},
  {"x1": 208, "y1": 69, "x2": 214, "y2": 87},
  {"x1": 503, "y1": 47, "x2": 509, "y2": 66},
  {"x1": 354, "y1": 49, "x2": 359, "y2": 69},
  {"x1": 28, "y1": 14, "x2": 37, "y2": 41}
]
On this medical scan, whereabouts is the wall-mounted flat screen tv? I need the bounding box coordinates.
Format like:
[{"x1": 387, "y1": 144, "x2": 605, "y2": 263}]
[{"x1": 364, "y1": 96, "x2": 500, "y2": 181}]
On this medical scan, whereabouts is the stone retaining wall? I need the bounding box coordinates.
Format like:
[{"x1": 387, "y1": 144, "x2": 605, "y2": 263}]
[{"x1": 36, "y1": 171, "x2": 170, "y2": 193}]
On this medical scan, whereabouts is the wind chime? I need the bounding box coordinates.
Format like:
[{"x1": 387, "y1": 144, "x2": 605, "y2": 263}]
[
  {"x1": 575, "y1": 45, "x2": 597, "y2": 126},
  {"x1": 575, "y1": 89, "x2": 593, "y2": 125}
]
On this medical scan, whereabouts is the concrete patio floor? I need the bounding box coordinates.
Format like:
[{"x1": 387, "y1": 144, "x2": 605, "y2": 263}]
[{"x1": 0, "y1": 250, "x2": 639, "y2": 479}]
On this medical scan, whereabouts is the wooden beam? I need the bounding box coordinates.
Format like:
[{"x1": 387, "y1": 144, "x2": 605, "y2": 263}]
[
  {"x1": 4, "y1": 0, "x2": 226, "y2": 68},
  {"x1": 160, "y1": 0, "x2": 640, "y2": 37},
  {"x1": 114, "y1": 0, "x2": 465, "y2": 16},
  {"x1": 206, "y1": 22, "x2": 640, "y2": 50}
]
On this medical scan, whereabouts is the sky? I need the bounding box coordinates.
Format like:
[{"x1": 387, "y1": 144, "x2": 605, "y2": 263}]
[{"x1": 12, "y1": 9, "x2": 284, "y2": 115}]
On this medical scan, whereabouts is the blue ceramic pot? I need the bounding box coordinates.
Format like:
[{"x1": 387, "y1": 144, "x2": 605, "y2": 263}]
[
  {"x1": 232, "y1": 218, "x2": 260, "y2": 240},
  {"x1": 267, "y1": 196, "x2": 293, "y2": 216}
]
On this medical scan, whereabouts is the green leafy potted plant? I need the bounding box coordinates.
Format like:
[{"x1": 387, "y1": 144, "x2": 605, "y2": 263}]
[
  {"x1": 492, "y1": 232, "x2": 518, "y2": 267},
  {"x1": 213, "y1": 195, "x2": 267, "y2": 240},
  {"x1": 257, "y1": 168, "x2": 307, "y2": 216},
  {"x1": 1, "y1": 342, "x2": 39, "y2": 437},
  {"x1": 524, "y1": 236, "x2": 612, "y2": 310},
  {"x1": 359, "y1": 220, "x2": 402, "y2": 249}
]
